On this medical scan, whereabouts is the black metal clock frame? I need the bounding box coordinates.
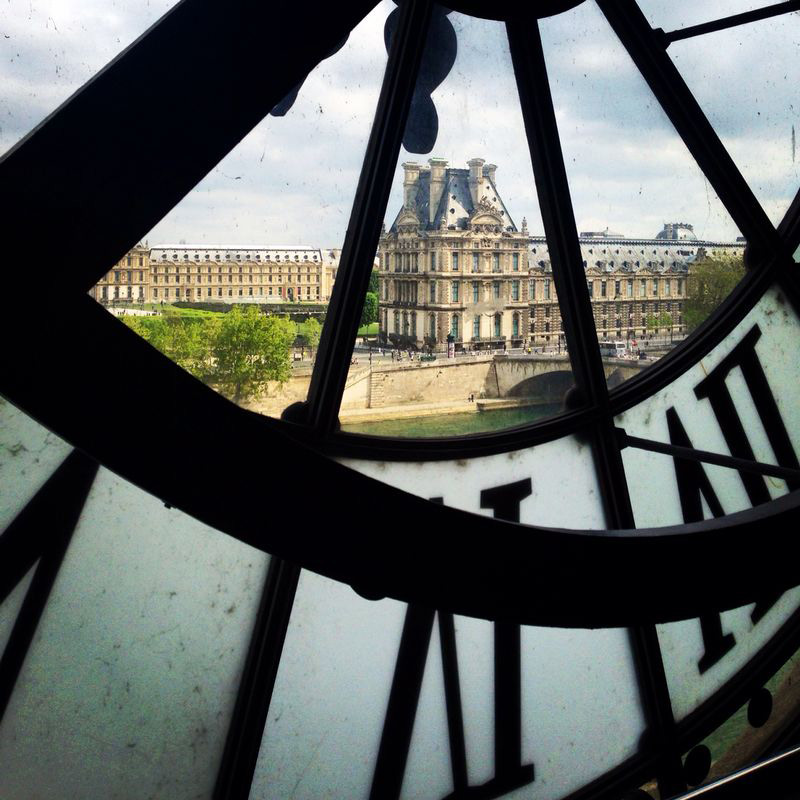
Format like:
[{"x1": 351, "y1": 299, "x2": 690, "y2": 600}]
[{"x1": 2, "y1": 1, "x2": 800, "y2": 799}]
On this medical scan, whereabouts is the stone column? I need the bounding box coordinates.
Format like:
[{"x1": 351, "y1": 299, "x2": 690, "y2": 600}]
[
  {"x1": 428, "y1": 157, "x2": 448, "y2": 224},
  {"x1": 402, "y1": 162, "x2": 421, "y2": 208},
  {"x1": 467, "y1": 157, "x2": 485, "y2": 205}
]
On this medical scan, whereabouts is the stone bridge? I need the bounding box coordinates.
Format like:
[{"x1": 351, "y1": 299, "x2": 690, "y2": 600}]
[
  {"x1": 360, "y1": 353, "x2": 648, "y2": 409},
  {"x1": 490, "y1": 353, "x2": 647, "y2": 401}
]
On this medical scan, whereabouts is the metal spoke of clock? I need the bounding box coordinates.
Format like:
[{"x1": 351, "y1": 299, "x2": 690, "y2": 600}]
[
  {"x1": 616, "y1": 429, "x2": 800, "y2": 483},
  {"x1": 506, "y1": 16, "x2": 634, "y2": 527},
  {"x1": 0, "y1": 451, "x2": 85, "y2": 604},
  {"x1": 212, "y1": 557, "x2": 301, "y2": 800},
  {"x1": 0, "y1": 450, "x2": 98, "y2": 724},
  {"x1": 305, "y1": 0, "x2": 434, "y2": 434},
  {"x1": 659, "y1": 1, "x2": 800, "y2": 47},
  {"x1": 597, "y1": 0, "x2": 780, "y2": 256},
  {"x1": 214, "y1": 3, "x2": 434, "y2": 798},
  {"x1": 506, "y1": 15, "x2": 687, "y2": 799},
  {"x1": 777, "y1": 184, "x2": 800, "y2": 256}
]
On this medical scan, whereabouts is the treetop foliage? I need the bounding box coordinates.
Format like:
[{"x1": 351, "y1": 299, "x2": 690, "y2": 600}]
[
  {"x1": 684, "y1": 252, "x2": 745, "y2": 332},
  {"x1": 368, "y1": 269, "x2": 379, "y2": 296},
  {"x1": 122, "y1": 306, "x2": 295, "y2": 403},
  {"x1": 361, "y1": 292, "x2": 378, "y2": 328}
]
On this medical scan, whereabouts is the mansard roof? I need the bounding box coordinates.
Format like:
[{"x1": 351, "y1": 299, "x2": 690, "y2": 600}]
[{"x1": 389, "y1": 165, "x2": 517, "y2": 233}]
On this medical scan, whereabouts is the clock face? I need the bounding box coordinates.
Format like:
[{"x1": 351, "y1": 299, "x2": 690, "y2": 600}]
[{"x1": 2, "y1": 1, "x2": 800, "y2": 799}]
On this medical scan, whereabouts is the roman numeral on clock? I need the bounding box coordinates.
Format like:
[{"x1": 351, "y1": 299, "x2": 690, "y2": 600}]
[
  {"x1": 668, "y1": 324, "x2": 799, "y2": 674},
  {"x1": 370, "y1": 481, "x2": 534, "y2": 800}
]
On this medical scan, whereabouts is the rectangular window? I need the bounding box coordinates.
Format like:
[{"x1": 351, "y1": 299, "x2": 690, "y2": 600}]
[
  {"x1": 430, "y1": 252, "x2": 436, "y2": 271},
  {"x1": 473, "y1": 316, "x2": 480, "y2": 339},
  {"x1": 627, "y1": 279, "x2": 633, "y2": 297},
  {"x1": 151, "y1": 288, "x2": 157, "y2": 298},
  {"x1": 452, "y1": 252, "x2": 459, "y2": 271},
  {"x1": 512, "y1": 253, "x2": 519, "y2": 271},
  {"x1": 492, "y1": 253, "x2": 500, "y2": 272},
  {"x1": 601, "y1": 281, "x2": 607, "y2": 298},
  {"x1": 652, "y1": 279, "x2": 658, "y2": 297},
  {"x1": 493, "y1": 281, "x2": 500, "y2": 299},
  {"x1": 472, "y1": 253, "x2": 479, "y2": 272},
  {"x1": 640, "y1": 279, "x2": 647, "y2": 297},
  {"x1": 512, "y1": 280, "x2": 520, "y2": 301},
  {"x1": 544, "y1": 279, "x2": 551, "y2": 300},
  {"x1": 587, "y1": 280, "x2": 593, "y2": 298},
  {"x1": 430, "y1": 281, "x2": 436, "y2": 303},
  {"x1": 615, "y1": 280, "x2": 621, "y2": 297},
  {"x1": 451, "y1": 281, "x2": 460, "y2": 302},
  {"x1": 665, "y1": 279, "x2": 671, "y2": 296},
  {"x1": 472, "y1": 281, "x2": 479, "y2": 302}
]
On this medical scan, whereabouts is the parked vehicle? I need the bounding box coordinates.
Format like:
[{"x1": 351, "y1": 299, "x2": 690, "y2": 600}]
[{"x1": 598, "y1": 340, "x2": 627, "y2": 358}]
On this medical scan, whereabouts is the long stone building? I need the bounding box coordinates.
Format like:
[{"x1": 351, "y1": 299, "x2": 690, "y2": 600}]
[
  {"x1": 378, "y1": 157, "x2": 746, "y2": 351},
  {"x1": 529, "y1": 224, "x2": 745, "y2": 347},
  {"x1": 93, "y1": 245, "x2": 337, "y2": 304}
]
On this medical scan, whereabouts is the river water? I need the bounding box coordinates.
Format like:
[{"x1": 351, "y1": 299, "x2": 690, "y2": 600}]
[{"x1": 341, "y1": 403, "x2": 563, "y2": 438}]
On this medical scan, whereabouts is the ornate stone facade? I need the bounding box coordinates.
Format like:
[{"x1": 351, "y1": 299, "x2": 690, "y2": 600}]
[
  {"x1": 378, "y1": 158, "x2": 746, "y2": 350},
  {"x1": 378, "y1": 158, "x2": 530, "y2": 351}
]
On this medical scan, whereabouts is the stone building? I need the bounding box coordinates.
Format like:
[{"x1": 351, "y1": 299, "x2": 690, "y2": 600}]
[
  {"x1": 528, "y1": 224, "x2": 746, "y2": 346},
  {"x1": 148, "y1": 245, "x2": 329, "y2": 303},
  {"x1": 378, "y1": 157, "x2": 531, "y2": 351},
  {"x1": 94, "y1": 245, "x2": 335, "y2": 305},
  {"x1": 92, "y1": 242, "x2": 151, "y2": 303}
]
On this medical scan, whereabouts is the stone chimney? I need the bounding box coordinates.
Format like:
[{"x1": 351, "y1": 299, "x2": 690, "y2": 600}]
[
  {"x1": 467, "y1": 157, "x2": 485, "y2": 205},
  {"x1": 483, "y1": 163, "x2": 497, "y2": 185},
  {"x1": 428, "y1": 157, "x2": 448, "y2": 224},
  {"x1": 402, "y1": 162, "x2": 421, "y2": 209}
]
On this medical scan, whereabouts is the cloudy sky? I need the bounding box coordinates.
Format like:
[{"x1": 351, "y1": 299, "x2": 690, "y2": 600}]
[{"x1": 2, "y1": 0, "x2": 798, "y2": 246}]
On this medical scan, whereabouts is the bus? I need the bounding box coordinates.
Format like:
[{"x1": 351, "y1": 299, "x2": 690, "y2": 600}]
[{"x1": 598, "y1": 340, "x2": 627, "y2": 358}]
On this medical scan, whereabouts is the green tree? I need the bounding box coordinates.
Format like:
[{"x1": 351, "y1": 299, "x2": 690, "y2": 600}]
[
  {"x1": 122, "y1": 312, "x2": 217, "y2": 379},
  {"x1": 645, "y1": 311, "x2": 674, "y2": 336},
  {"x1": 302, "y1": 316, "x2": 322, "y2": 357},
  {"x1": 684, "y1": 253, "x2": 745, "y2": 332},
  {"x1": 361, "y1": 292, "x2": 378, "y2": 328},
  {"x1": 368, "y1": 269, "x2": 379, "y2": 295},
  {"x1": 211, "y1": 307, "x2": 295, "y2": 403}
]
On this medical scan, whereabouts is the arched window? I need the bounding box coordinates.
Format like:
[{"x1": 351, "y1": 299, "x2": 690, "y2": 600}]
[{"x1": 450, "y1": 314, "x2": 459, "y2": 339}]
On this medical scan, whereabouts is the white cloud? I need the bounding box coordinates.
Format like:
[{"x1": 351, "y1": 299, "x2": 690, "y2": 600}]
[{"x1": 1, "y1": 0, "x2": 795, "y2": 246}]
